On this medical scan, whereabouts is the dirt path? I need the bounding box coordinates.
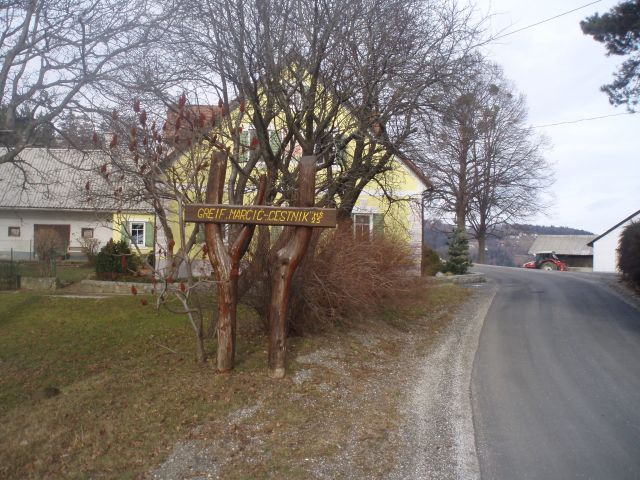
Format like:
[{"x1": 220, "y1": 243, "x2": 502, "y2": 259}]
[{"x1": 147, "y1": 284, "x2": 494, "y2": 479}]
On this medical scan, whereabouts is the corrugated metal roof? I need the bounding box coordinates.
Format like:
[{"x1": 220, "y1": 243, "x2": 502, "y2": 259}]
[
  {"x1": 528, "y1": 235, "x2": 596, "y2": 256},
  {"x1": 0, "y1": 148, "x2": 151, "y2": 212}
]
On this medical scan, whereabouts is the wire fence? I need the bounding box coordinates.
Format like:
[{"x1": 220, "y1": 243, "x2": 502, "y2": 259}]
[{"x1": 0, "y1": 260, "x2": 20, "y2": 290}]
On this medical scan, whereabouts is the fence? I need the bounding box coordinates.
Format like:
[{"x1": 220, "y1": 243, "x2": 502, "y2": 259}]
[
  {"x1": 0, "y1": 248, "x2": 34, "y2": 261},
  {"x1": 0, "y1": 260, "x2": 20, "y2": 290},
  {"x1": 0, "y1": 257, "x2": 60, "y2": 291}
]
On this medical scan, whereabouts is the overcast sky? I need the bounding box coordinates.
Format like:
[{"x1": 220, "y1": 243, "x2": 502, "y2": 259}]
[{"x1": 474, "y1": 0, "x2": 640, "y2": 234}]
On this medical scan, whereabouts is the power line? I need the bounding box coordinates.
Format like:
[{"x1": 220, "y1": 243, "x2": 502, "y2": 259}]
[
  {"x1": 494, "y1": 0, "x2": 603, "y2": 40},
  {"x1": 533, "y1": 111, "x2": 636, "y2": 128}
]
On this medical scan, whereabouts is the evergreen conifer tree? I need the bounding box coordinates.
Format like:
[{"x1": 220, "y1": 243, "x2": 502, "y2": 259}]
[{"x1": 445, "y1": 227, "x2": 472, "y2": 274}]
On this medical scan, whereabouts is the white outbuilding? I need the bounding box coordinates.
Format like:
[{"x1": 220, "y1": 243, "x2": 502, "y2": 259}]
[{"x1": 587, "y1": 209, "x2": 640, "y2": 273}]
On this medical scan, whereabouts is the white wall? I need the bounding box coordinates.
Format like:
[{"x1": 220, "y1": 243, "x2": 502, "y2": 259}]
[
  {"x1": 592, "y1": 214, "x2": 639, "y2": 272},
  {"x1": 592, "y1": 231, "x2": 619, "y2": 272},
  {"x1": 0, "y1": 209, "x2": 113, "y2": 260}
]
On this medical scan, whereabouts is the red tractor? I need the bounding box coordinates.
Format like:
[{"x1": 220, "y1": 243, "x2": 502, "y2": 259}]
[{"x1": 522, "y1": 251, "x2": 567, "y2": 271}]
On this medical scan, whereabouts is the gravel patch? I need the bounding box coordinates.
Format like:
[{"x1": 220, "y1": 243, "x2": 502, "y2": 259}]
[
  {"x1": 389, "y1": 284, "x2": 496, "y2": 480},
  {"x1": 291, "y1": 368, "x2": 313, "y2": 385},
  {"x1": 226, "y1": 403, "x2": 262, "y2": 424},
  {"x1": 149, "y1": 441, "x2": 221, "y2": 480},
  {"x1": 295, "y1": 347, "x2": 346, "y2": 371}
]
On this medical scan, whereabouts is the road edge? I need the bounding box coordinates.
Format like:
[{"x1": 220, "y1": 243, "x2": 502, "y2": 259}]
[
  {"x1": 390, "y1": 283, "x2": 497, "y2": 480},
  {"x1": 454, "y1": 285, "x2": 496, "y2": 479}
]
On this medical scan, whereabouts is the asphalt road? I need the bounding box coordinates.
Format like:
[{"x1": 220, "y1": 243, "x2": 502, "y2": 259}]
[{"x1": 472, "y1": 265, "x2": 640, "y2": 480}]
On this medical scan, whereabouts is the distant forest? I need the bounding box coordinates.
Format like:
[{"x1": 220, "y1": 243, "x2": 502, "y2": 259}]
[
  {"x1": 423, "y1": 220, "x2": 595, "y2": 267},
  {"x1": 511, "y1": 224, "x2": 594, "y2": 236}
]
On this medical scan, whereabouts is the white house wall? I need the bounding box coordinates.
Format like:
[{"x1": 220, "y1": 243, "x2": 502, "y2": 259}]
[
  {"x1": 592, "y1": 211, "x2": 640, "y2": 272},
  {"x1": 0, "y1": 209, "x2": 113, "y2": 260},
  {"x1": 592, "y1": 230, "x2": 619, "y2": 272}
]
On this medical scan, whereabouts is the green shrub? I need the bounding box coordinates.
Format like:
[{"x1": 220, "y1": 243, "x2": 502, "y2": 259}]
[
  {"x1": 444, "y1": 227, "x2": 472, "y2": 275},
  {"x1": 422, "y1": 244, "x2": 444, "y2": 276},
  {"x1": 95, "y1": 239, "x2": 141, "y2": 280},
  {"x1": 618, "y1": 221, "x2": 640, "y2": 289}
]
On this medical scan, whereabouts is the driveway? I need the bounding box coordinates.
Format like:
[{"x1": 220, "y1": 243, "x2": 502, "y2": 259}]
[{"x1": 472, "y1": 265, "x2": 640, "y2": 479}]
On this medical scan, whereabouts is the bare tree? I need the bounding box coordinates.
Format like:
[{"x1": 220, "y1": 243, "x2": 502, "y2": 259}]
[
  {"x1": 88, "y1": 97, "x2": 226, "y2": 363},
  {"x1": 170, "y1": 0, "x2": 481, "y2": 213},
  {"x1": 0, "y1": 0, "x2": 167, "y2": 165},
  {"x1": 84, "y1": 0, "x2": 484, "y2": 375},
  {"x1": 165, "y1": 0, "x2": 484, "y2": 374},
  {"x1": 419, "y1": 59, "x2": 491, "y2": 230},
  {"x1": 420, "y1": 62, "x2": 551, "y2": 263},
  {"x1": 466, "y1": 73, "x2": 551, "y2": 263}
]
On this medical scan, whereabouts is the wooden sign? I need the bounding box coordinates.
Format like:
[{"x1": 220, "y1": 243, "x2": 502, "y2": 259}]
[{"x1": 185, "y1": 204, "x2": 337, "y2": 228}]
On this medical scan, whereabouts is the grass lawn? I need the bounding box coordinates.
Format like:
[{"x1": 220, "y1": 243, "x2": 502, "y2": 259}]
[{"x1": 0, "y1": 283, "x2": 469, "y2": 479}]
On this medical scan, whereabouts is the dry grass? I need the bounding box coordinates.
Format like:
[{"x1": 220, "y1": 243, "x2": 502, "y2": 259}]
[{"x1": 0, "y1": 282, "x2": 469, "y2": 479}]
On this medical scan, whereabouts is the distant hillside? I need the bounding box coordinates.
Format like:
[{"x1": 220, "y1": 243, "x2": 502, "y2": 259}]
[
  {"x1": 423, "y1": 221, "x2": 595, "y2": 267},
  {"x1": 511, "y1": 224, "x2": 594, "y2": 236}
]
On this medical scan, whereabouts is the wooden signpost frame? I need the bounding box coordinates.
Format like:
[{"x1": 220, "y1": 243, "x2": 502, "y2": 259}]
[
  {"x1": 185, "y1": 204, "x2": 337, "y2": 228},
  {"x1": 191, "y1": 152, "x2": 336, "y2": 377}
]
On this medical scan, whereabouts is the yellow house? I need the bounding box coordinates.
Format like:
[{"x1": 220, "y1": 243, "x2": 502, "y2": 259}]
[
  {"x1": 112, "y1": 212, "x2": 156, "y2": 255},
  {"x1": 155, "y1": 99, "x2": 430, "y2": 275},
  {"x1": 351, "y1": 152, "x2": 430, "y2": 271}
]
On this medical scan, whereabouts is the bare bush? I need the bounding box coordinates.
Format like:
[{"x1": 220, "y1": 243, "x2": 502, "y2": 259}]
[
  {"x1": 35, "y1": 228, "x2": 63, "y2": 276},
  {"x1": 79, "y1": 237, "x2": 101, "y2": 266},
  {"x1": 287, "y1": 231, "x2": 419, "y2": 332}
]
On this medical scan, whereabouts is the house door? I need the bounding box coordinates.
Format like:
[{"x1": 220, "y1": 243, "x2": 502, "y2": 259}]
[{"x1": 34, "y1": 224, "x2": 70, "y2": 259}]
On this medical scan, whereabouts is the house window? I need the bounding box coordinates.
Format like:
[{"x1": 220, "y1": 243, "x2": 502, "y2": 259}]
[
  {"x1": 354, "y1": 214, "x2": 372, "y2": 241},
  {"x1": 81, "y1": 228, "x2": 94, "y2": 239},
  {"x1": 240, "y1": 128, "x2": 280, "y2": 162},
  {"x1": 352, "y1": 213, "x2": 384, "y2": 241},
  {"x1": 8, "y1": 226, "x2": 20, "y2": 237},
  {"x1": 130, "y1": 222, "x2": 145, "y2": 246},
  {"x1": 324, "y1": 130, "x2": 346, "y2": 165},
  {"x1": 239, "y1": 128, "x2": 253, "y2": 163}
]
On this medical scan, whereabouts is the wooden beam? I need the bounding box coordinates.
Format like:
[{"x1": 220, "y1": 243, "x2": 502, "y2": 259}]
[{"x1": 185, "y1": 204, "x2": 336, "y2": 228}]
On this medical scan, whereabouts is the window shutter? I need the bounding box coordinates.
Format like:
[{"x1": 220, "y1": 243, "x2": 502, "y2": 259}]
[
  {"x1": 145, "y1": 222, "x2": 154, "y2": 247},
  {"x1": 269, "y1": 131, "x2": 280, "y2": 155},
  {"x1": 372, "y1": 213, "x2": 384, "y2": 237},
  {"x1": 239, "y1": 130, "x2": 249, "y2": 162},
  {"x1": 196, "y1": 224, "x2": 205, "y2": 243},
  {"x1": 270, "y1": 225, "x2": 283, "y2": 242}
]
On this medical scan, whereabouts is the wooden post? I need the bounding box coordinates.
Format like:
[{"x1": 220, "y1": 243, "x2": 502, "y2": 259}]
[
  {"x1": 204, "y1": 152, "x2": 266, "y2": 372},
  {"x1": 192, "y1": 153, "x2": 334, "y2": 377},
  {"x1": 267, "y1": 156, "x2": 316, "y2": 378}
]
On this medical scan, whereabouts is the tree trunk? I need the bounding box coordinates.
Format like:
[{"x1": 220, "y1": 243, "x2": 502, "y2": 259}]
[
  {"x1": 477, "y1": 233, "x2": 486, "y2": 264},
  {"x1": 204, "y1": 152, "x2": 266, "y2": 372},
  {"x1": 268, "y1": 156, "x2": 316, "y2": 378},
  {"x1": 195, "y1": 327, "x2": 206, "y2": 363},
  {"x1": 455, "y1": 134, "x2": 470, "y2": 231},
  {"x1": 204, "y1": 154, "x2": 233, "y2": 371},
  {"x1": 216, "y1": 279, "x2": 236, "y2": 371},
  {"x1": 456, "y1": 201, "x2": 467, "y2": 231}
]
